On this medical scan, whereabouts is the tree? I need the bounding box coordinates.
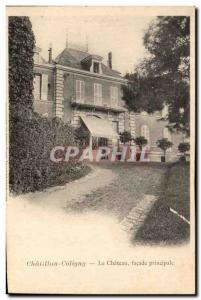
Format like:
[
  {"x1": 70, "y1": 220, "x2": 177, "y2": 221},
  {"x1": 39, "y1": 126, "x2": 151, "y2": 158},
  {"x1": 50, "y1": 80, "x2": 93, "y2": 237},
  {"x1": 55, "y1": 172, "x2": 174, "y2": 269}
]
[
  {"x1": 8, "y1": 17, "x2": 88, "y2": 194},
  {"x1": 9, "y1": 17, "x2": 35, "y2": 117},
  {"x1": 134, "y1": 136, "x2": 148, "y2": 161},
  {"x1": 122, "y1": 16, "x2": 190, "y2": 135},
  {"x1": 9, "y1": 17, "x2": 35, "y2": 191},
  {"x1": 74, "y1": 124, "x2": 90, "y2": 147},
  {"x1": 119, "y1": 131, "x2": 132, "y2": 144},
  {"x1": 178, "y1": 142, "x2": 190, "y2": 161},
  {"x1": 156, "y1": 138, "x2": 173, "y2": 162},
  {"x1": 134, "y1": 136, "x2": 148, "y2": 150}
]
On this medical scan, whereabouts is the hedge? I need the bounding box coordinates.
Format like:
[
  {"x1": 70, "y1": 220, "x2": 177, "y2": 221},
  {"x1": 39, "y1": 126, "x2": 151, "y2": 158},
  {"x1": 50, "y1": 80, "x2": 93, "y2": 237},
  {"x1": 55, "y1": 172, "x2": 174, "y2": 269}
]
[
  {"x1": 9, "y1": 113, "x2": 90, "y2": 194},
  {"x1": 9, "y1": 17, "x2": 90, "y2": 194}
]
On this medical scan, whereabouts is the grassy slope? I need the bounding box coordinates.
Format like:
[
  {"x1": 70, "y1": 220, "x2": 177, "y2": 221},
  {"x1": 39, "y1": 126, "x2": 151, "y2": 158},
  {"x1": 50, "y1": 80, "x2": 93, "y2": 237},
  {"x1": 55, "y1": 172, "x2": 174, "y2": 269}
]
[{"x1": 135, "y1": 162, "x2": 190, "y2": 245}]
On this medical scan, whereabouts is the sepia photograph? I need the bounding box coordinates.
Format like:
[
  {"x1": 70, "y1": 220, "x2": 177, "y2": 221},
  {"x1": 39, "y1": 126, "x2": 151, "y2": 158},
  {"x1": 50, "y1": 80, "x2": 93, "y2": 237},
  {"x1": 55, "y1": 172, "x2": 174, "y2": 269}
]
[{"x1": 6, "y1": 6, "x2": 195, "y2": 295}]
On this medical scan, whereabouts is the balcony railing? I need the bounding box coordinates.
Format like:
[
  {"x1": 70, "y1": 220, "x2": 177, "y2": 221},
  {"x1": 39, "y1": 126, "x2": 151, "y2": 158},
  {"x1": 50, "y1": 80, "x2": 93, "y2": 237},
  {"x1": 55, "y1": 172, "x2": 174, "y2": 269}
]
[{"x1": 71, "y1": 98, "x2": 125, "y2": 111}]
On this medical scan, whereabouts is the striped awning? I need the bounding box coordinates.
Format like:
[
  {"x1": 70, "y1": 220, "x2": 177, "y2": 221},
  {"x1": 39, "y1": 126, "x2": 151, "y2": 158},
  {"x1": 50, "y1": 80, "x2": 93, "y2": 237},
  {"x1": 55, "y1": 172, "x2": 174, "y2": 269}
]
[{"x1": 81, "y1": 116, "x2": 119, "y2": 139}]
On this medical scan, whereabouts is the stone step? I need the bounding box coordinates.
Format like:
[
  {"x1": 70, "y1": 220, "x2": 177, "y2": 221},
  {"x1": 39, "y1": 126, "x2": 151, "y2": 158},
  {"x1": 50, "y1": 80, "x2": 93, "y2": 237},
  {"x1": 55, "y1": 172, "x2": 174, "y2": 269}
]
[{"x1": 120, "y1": 194, "x2": 157, "y2": 237}]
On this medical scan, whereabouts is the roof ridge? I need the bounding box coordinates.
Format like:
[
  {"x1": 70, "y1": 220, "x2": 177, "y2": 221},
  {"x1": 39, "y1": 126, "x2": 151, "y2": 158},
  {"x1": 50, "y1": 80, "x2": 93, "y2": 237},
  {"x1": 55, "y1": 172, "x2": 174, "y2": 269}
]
[{"x1": 68, "y1": 47, "x2": 89, "y2": 54}]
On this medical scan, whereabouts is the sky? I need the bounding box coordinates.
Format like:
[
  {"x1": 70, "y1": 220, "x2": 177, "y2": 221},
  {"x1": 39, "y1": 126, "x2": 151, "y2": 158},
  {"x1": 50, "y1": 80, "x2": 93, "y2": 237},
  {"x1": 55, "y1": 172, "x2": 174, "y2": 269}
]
[{"x1": 30, "y1": 12, "x2": 155, "y2": 75}]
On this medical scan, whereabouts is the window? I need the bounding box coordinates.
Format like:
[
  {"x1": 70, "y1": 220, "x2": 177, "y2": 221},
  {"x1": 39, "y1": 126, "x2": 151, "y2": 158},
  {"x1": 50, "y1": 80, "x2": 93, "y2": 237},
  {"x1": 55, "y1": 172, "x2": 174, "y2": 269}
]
[
  {"x1": 93, "y1": 62, "x2": 100, "y2": 73},
  {"x1": 110, "y1": 86, "x2": 118, "y2": 107},
  {"x1": 98, "y1": 138, "x2": 108, "y2": 147},
  {"x1": 34, "y1": 73, "x2": 48, "y2": 101},
  {"x1": 163, "y1": 127, "x2": 172, "y2": 152},
  {"x1": 112, "y1": 121, "x2": 119, "y2": 133},
  {"x1": 33, "y1": 74, "x2": 42, "y2": 100},
  {"x1": 94, "y1": 83, "x2": 102, "y2": 105},
  {"x1": 161, "y1": 105, "x2": 169, "y2": 118},
  {"x1": 41, "y1": 74, "x2": 48, "y2": 101},
  {"x1": 163, "y1": 127, "x2": 172, "y2": 142},
  {"x1": 141, "y1": 125, "x2": 150, "y2": 145},
  {"x1": 76, "y1": 80, "x2": 85, "y2": 102},
  {"x1": 92, "y1": 137, "x2": 108, "y2": 150},
  {"x1": 48, "y1": 83, "x2": 52, "y2": 101}
]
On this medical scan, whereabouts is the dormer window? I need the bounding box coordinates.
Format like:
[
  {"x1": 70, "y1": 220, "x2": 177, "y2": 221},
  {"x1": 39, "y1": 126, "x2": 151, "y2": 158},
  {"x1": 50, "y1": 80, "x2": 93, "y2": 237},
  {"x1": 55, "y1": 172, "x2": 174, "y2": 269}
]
[{"x1": 82, "y1": 55, "x2": 103, "y2": 74}]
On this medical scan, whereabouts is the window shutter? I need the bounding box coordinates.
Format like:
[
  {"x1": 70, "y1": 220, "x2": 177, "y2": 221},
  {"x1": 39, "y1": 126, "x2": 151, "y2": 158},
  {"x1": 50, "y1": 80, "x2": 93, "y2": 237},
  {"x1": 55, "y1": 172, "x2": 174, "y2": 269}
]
[
  {"x1": 76, "y1": 80, "x2": 80, "y2": 100},
  {"x1": 94, "y1": 84, "x2": 98, "y2": 102},
  {"x1": 110, "y1": 86, "x2": 118, "y2": 107},
  {"x1": 81, "y1": 81, "x2": 85, "y2": 102},
  {"x1": 94, "y1": 84, "x2": 102, "y2": 104},
  {"x1": 33, "y1": 75, "x2": 41, "y2": 100},
  {"x1": 76, "y1": 80, "x2": 84, "y2": 102},
  {"x1": 141, "y1": 125, "x2": 150, "y2": 145},
  {"x1": 99, "y1": 84, "x2": 102, "y2": 101},
  {"x1": 41, "y1": 74, "x2": 48, "y2": 101},
  {"x1": 114, "y1": 87, "x2": 117, "y2": 102},
  {"x1": 163, "y1": 128, "x2": 171, "y2": 141}
]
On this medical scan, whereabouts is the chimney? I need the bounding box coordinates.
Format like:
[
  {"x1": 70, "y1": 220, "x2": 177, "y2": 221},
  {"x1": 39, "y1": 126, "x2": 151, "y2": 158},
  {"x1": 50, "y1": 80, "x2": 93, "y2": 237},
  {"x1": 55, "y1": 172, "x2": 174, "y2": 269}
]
[
  {"x1": 48, "y1": 47, "x2": 52, "y2": 64},
  {"x1": 108, "y1": 52, "x2": 112, "y2": 69}
]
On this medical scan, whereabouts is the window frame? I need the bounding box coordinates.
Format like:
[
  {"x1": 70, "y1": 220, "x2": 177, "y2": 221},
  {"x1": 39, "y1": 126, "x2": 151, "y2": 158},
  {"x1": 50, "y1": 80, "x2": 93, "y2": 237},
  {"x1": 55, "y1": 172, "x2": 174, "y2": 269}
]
[
  {"x1": 110, "y1": 86, "x2": 118, "y2": 107},
  {"x1": 112, "y1": 120, "x2": 119, "y2": 133},
  {"x1": 76, "y1": 80, "x2": 85, "y2": 103},
  {"x1": 163, "y1": 127, "x2": 172, "y2": 152},
  {"x1": 33, "y1": 73, "x2": 42, "y2": 100},
  {"x1": 141, "y1": 124, "x2": 150, "y2": 146},
  {"x1": 94, "y1": 83, "x2": 102, "y2": 105}
]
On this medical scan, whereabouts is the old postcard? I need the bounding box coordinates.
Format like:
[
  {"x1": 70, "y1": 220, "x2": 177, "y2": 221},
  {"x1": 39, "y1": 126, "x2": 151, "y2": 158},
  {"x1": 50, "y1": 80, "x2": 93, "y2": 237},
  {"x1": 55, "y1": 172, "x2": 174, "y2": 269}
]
[{"x1": 6, "y1": 6, "x2": 195, "y2": 295}]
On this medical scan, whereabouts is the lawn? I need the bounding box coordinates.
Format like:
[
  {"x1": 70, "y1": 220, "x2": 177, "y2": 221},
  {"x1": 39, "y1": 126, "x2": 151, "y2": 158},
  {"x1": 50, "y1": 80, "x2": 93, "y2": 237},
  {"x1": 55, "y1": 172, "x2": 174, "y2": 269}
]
[{"x1": 134, "y1": 162, "x2": 190, "y2": 245}]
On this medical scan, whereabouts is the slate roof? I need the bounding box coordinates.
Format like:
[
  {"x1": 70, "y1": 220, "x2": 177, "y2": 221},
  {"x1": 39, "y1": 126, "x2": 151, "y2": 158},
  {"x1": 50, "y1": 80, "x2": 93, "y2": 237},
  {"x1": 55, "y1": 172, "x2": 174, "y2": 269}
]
[{"x1": 55, "y1": 48, "x2": 122, "y2": 78}]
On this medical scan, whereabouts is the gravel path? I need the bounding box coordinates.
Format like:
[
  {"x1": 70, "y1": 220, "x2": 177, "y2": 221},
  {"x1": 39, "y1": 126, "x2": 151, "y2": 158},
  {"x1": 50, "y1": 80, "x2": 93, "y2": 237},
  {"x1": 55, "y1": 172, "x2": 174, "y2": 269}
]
[
  {"x1": 66, "y1": 162, "x2": 167, "y2": 221},
  {"x1": 20, "y1": 165, "x2": 118, "y2": 211}
]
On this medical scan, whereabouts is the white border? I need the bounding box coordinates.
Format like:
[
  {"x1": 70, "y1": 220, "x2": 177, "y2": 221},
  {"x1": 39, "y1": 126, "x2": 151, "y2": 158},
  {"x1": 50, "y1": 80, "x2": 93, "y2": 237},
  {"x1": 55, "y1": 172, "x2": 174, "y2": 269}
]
[{"x1": 0, "y1": 1, "x2": 200, "y2": 299}]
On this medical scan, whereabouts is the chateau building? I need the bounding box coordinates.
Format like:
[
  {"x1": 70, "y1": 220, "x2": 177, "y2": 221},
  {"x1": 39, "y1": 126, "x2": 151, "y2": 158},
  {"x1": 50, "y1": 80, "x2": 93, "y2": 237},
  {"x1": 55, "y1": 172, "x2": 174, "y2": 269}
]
[{"x1": 33, "y1": 46, "x2": 183, "y2": 161}]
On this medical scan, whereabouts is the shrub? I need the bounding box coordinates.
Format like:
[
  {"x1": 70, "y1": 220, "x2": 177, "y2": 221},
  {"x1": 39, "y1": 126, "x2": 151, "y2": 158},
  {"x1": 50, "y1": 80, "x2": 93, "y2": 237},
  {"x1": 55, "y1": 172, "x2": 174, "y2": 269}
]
[
  {"x1": 119, "y1": 131, "x2": 132, "y2": 144},
  {"x1": 156, "y1": 138, "x2": 173, "y2": 162},
  {"x1": 74, "y1": 124, "x2": 90, "y2": 147},
  {"x1": 134, "y1": 136, "x2": 148, "y2": 150},
  {"x1": 178, "y1": 142, "x2": 190, "y2": 161},
  {"x1": 10, "y1": 114, "x2": 90, "y2": 193}
]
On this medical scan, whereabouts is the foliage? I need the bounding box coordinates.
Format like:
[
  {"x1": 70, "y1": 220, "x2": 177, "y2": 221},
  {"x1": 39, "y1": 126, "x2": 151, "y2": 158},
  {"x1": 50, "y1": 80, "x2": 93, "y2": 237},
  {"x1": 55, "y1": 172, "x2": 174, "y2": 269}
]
[
  {"x1": 122, "y1": 72, "x2": 164, "y2": 114},
  {"x1": 74, "y1": 124, "x2": 90, "y2": 147},
  {"x1": 119, "y1": 131, "x2": 132, "y2": 144},
  {"x1": 178, "y1": 142, "x2": 190, "y2": 161},
  {"x1": 10, "y1": 114, "x2": 90, "y2": 193},
  {"x1": 135, "y1": 162, "x2": 190, "y2": 244},
  {"x1": 156, "y1": 138, "x2": 173, "y2": 157},
  {"x1": 9, "y1": 17, "x2": 35, "y2": 117},
  {"x1": 9, "y1": 17, "x2": 89, "y2": 194},
  {"x1": 178, "y1": 142, "x2": 190, "y2": 154},
  {"x1": 134, "y1": 136, "x2": 148, "y2": 150},
  {"x1": 122, "y1": 16, "x2": 190, "y2": 135}
]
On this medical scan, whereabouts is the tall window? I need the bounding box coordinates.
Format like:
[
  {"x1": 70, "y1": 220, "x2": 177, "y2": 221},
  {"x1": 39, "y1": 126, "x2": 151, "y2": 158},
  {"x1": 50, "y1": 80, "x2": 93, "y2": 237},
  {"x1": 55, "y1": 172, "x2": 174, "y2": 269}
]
[
  {"x1": 33, "y1": 73, "x2": 49, "y2": 101},
  {"x1": 161, "y1": 105, "x2": 169, "y2": 118},
  {"x1": 33, "y1": 74, "x2": 41, "y2": 100},
  {"x1": 94, "y1": 83, "x2": 102, "y2": 105},
  {"x1": 93, "y1": 62, "x2": 100, "y2": 73},
  {"x1": 110, "y1": 86, "x2": 118, "y2": 107},
  {"x1": 163, "y1": 127, "x2": 172, "y2": 152},
  {"x1": 112, "y1": 121, "x2": 119, "y2": 133},
  {"x1": 141, "y1": 125, "x2": 150, "y2": 145},
  {"x1": 76, "y1": 80, "x2": 85, "y2": 102},
  {"x1": 163, "y1": 127, "x2": 172, "y2": 141}
]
